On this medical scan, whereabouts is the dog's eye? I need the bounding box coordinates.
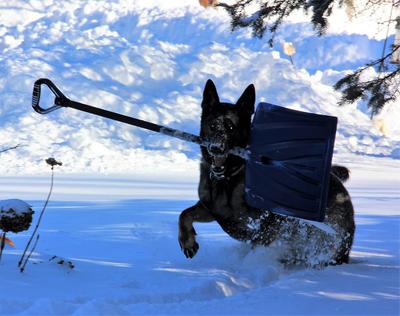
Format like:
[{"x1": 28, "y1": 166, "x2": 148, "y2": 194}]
[{"x1": 225, "y1": 121, "x2": 234, "y2": 131}]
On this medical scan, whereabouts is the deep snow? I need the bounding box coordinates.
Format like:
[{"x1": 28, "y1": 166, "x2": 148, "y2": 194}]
[{"x1": 0, "y1": 162, "x2": 399, "y2": 315}]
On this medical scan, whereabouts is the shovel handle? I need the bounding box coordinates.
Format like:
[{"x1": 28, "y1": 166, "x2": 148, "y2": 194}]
[
  {"x1": 32, "y1": 78, "x2": 66, "y2": 114},
  {"x1": 32, "y1": 78, "x2": 249, "y2": 159}
]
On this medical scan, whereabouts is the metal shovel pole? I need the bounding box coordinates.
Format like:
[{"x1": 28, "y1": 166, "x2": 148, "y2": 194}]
[{"x1": 32, "y1": 78, "x2": 248, "y2": 159}]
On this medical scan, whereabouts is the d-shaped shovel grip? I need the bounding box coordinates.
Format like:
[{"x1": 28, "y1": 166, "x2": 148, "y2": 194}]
[{"x1": 32, "y1": 78, "x2": 67, "y2": 114}]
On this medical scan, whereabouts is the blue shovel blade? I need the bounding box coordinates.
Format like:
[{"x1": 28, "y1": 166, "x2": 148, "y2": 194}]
[{"x1": 245, "y1": 103, "x2": 337, "y2": 222}]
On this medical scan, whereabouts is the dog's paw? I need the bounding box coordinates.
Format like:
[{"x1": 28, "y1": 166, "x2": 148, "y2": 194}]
[
  {"x1": 178, "y1": 228, "x2": 199, "y2": 259},
  {"x1": 180, "y1": 240, "x2": 199, "y2": 259}
]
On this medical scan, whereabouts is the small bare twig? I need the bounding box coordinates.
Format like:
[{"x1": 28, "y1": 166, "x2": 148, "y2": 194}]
[
  {"x1": 0, "y1": 144, "x2": 21, "y2": 154},
  {"x1": 20, "y1": 234, "x2": 40, "y2": 273}
]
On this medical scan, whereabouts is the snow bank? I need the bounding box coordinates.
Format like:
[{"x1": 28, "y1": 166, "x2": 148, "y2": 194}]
[{"x1": 0, "y1": 0, "x2": 398, "y2": 176}]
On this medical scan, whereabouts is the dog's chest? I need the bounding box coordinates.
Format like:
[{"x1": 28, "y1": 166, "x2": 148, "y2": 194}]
[
  {"x1": 210, "y1": 180, "x2": 231, "y2": 207},
  {"x1": 200, "y1": 176, "x2": 246, "y2": 216}
]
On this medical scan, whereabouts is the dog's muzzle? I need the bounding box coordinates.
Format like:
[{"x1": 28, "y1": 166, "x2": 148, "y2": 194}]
[
  {"x1": 207, "y1": 142, "x2": 228, "y2": 180},
  {"x1": 207, "y1": 142, "x2": 226, "y2": 156}
]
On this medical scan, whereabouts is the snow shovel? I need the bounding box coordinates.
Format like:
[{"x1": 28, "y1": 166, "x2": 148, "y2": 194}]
[{"x1": 32, "y1": 78, "x2": 337, "y2": 222}]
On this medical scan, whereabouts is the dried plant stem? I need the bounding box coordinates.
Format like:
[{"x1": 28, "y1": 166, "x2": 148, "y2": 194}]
[
  {"x1": 0, "y1": 144, "x2": 21, "y2": 154},
  {"x1": 289, "y1": 55, "x2": 294, "y2": 66},
  {"x1": 0, "y1": 232, "x2": 6, "y2": 262},
  {"x1": 20, "y1": 234, "x2": 40, "y2": 273},
  {"x1": 18, "y1": 168, "x2": 55, "y2": 268}
]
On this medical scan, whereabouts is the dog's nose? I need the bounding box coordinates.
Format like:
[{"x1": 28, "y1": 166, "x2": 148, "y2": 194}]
[{"x1": 208, "y1": 143, "x2": 225, "y2": 155}]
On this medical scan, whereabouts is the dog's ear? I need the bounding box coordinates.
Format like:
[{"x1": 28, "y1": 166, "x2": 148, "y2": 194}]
[
  {"x1": 236, "y1": 84, "x2": 255, "y2": 115},
  {"x1": 202, "y1": 79, "x2": 220, "y2": 110}
]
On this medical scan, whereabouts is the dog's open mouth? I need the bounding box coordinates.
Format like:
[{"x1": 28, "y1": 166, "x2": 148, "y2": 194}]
[
  {"x1": 210, "y1": 154, "x2": 227, "y2": 179},
  {"x1": 211, "y1": 155, "x2": 227, "y2": 172},
  {"x1": 212, "y1": 155, "x2": 227, "y2": 168},
  {"x1": 207, "y1": 142, "x2": 228, "y2": 171}
]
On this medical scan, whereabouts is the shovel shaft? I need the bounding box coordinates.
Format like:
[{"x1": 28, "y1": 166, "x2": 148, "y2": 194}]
[
  {"x1": 32, "y1": 78, "x2": 249, "y2": 159},
  {"x1": 65, "y1": 98, "x2": 203, "y2": 145}
]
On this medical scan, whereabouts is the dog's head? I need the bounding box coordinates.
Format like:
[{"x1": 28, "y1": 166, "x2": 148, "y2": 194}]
[{"x1": 200, "y1": 79, "x2": 255, "y2": 168}]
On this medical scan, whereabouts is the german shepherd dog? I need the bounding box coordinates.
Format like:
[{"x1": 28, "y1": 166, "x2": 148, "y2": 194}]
[{"x1": 178, "y1": 80, "x2": 355, "y2": 266}]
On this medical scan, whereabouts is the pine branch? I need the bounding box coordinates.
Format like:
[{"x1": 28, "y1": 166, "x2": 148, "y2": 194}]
[
  {"x1": 334, "y1": 46, "x2": 400, "y2": 115},
  {"x1": 218, "y1": 0, "x2": 336, "y2": 45},
  {"x1": 216, "y1": 0, "x2": 399, "y2": 116}
]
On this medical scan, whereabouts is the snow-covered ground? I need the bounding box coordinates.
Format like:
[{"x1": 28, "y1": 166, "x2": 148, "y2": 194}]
[
  {"x1": 0, "y1": 162, "x2": 399, "y2": 315},
  {"x1": 0, "y1": 0, "x2": 399, "y2": 315}
]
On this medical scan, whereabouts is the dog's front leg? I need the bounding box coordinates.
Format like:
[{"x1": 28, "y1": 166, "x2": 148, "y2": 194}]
[{"x1": 179, "y1": 202, "x2": 214, "y2": 259}]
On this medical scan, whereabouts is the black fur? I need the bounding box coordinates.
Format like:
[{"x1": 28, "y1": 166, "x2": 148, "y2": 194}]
[
  {"x1": 178, "y1": 80, "x2": 355, "y2": 266},
  {"x1": 331, "y1": 165, "x2": 350, "y2": 182}
]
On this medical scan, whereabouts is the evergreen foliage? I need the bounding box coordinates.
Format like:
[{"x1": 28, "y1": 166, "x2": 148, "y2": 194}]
[{"x1": 216, "y1": 0, "x2": 399, "y2": 116}]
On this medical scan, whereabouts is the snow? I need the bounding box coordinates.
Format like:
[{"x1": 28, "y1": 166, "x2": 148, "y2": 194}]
[
  {"x1": 0, "y1": 0, "x2": 399, "y2": 176},
  {"x1": 0, "y1": 199, "x2": 32, "y2": 216},
  {"x1": 0, "y1": 164, "x2": 399, "y2": 315},
  {"x1": 0, "y1": 0, "x2": 399, "y2": 315}
]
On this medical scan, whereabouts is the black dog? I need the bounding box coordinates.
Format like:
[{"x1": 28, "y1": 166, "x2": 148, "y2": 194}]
[{"x1": 178, "y1": 80, "x2": 355, "y2": 266}]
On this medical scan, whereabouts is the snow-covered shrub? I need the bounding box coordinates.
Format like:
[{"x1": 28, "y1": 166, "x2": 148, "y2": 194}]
[{"x1": 0, "y1": 199, "x2": 34, "y2": 233}]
